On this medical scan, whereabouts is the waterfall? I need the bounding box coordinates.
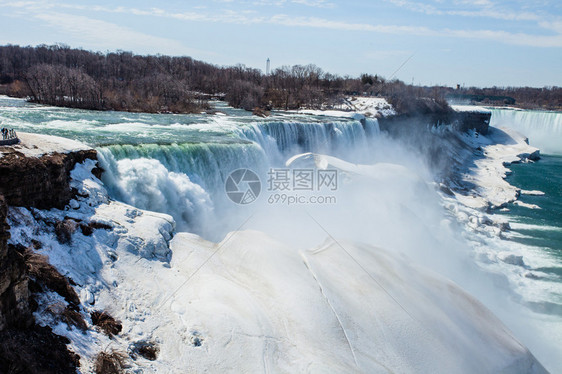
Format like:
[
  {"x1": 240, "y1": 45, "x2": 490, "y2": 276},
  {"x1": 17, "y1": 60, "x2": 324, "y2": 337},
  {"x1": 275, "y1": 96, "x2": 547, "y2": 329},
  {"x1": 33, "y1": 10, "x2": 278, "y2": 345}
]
[
  {"x1": 490, "y1": 109, "x2": 562, "y2": 155},
  {"x1": 97, "y1": 142, "x2": 268, "y2": 236},
  {"x1": 234, "y1": 118, "x2": 379, "y2": 163},
  {"x1": 97, "y1": 118, "x2": 380, "y2": 235}
]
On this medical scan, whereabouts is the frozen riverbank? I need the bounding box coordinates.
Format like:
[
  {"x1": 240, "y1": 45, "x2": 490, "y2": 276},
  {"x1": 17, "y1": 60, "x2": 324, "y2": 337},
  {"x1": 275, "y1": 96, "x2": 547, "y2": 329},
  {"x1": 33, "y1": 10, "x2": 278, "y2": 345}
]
[
  {"x1": 5, "y1": 155, "x2": 546, "y2": 373},
  {"x1": 1, "y1": 96, "x2": 559, "y2": 372}
]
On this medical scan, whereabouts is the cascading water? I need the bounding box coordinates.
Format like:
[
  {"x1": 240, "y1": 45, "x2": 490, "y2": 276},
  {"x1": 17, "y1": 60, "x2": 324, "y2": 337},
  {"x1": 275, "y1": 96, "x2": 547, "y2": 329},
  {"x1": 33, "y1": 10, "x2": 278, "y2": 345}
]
[
  {"x1": 96, "y1": 118, "x2": 380, "y2": 237},
  {"x1": 96, "y1": 142, "x2": 269, "y2": 237},
  {"x1": 490, "y1": 109, "x2": 562, "y2": 155},
  {"x1": 235, "y1": 119, "x2": 379, "y2": 163},
  {"x1": 3, "y1": 95, "x2": 562, "y2": 371}
]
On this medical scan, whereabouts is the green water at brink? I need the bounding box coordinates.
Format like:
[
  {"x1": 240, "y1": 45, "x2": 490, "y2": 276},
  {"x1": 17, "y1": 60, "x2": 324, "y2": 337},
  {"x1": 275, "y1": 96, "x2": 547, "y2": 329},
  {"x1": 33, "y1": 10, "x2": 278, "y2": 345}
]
[{"x1": 499, "y1": 155, "x2": 562, "y2": 277}]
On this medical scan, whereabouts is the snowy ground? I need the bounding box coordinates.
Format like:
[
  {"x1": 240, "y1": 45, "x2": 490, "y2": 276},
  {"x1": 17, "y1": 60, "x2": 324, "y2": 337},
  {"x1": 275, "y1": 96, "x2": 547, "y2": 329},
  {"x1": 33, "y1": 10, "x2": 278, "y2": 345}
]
[
  {"x1": 0, "y1": 131, "x2": 90, "y2": 158},
  {"x1": 452, "y1": 127, "x2": 540, "y2": 210},
  {"x1": 440, "y1": 125, "x2": 545, "y2": 273},
  {"x1": 451, "y1": 104, "x2": 491, "y2": 113},
  {"x1": 296, "y1": 98, "x2": 492, "y2": 120},
  {"x1": 6, "y1": 137, "x2": 548, "y2": 373},
  {"x1": 297, "y1": 96, "x2": 396, "y2": 119},
  {"x1": 430, "y1": 124, "x2": 562, "y2": 373}
]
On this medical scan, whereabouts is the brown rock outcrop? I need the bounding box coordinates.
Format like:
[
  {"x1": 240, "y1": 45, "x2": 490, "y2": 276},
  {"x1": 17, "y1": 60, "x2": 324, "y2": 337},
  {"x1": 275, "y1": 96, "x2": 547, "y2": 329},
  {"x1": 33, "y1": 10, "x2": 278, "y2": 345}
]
[
  {"x1": 377, "y1": 110, "x2": 491, "y2": 136},
  {"x1": 0, "y1": 149, "x2": 98, "y2": 209},
  {"x1": 0, "y1": 145, "x2": 97, "y2": 372},
  {"x1": 0, "y1": 196, "x2": 31, "y2": 331}
]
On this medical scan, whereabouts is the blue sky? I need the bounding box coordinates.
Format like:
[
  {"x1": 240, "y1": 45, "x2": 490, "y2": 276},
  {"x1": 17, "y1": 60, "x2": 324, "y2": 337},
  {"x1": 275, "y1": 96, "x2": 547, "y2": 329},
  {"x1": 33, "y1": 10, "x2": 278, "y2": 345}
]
[{"x1": 1, "y1": 0, "x2": 561, "y2": 87}]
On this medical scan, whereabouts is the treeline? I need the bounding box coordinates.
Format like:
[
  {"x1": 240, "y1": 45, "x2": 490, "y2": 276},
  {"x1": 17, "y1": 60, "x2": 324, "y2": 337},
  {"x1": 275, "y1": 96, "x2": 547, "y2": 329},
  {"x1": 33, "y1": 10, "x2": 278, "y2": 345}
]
[
  {"x1": 0, "y1": 44, "x2": 215, "y2": 113},
  {"x1": 449, "y1": 86, "x2": 562, "y2": 110},
  {"x1": 0, "y1": 44, "x2": 451, "y2": 113},
  {"x1": 0, "y1": 44, "x2": 560, "y2": 113}
]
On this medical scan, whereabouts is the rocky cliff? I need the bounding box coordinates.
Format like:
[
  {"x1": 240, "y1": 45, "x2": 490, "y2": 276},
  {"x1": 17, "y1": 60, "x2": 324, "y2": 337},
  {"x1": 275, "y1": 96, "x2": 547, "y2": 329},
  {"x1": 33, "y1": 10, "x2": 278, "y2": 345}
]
[
  {"x1": 0, "y1": 149, "x2": 99, "y2": 209},
  {"x1": 375, "y1": 109, "x2": 492, "y2": 187},
  {"x1": 377, "y1": 110, "x2": 491, "y2": 136},
  {"x1": 0, "y1": 195, "x2": 30, "y2": 331},
  {"x1": 0, "y1": 138, "x2": 96, "y2": 373}
]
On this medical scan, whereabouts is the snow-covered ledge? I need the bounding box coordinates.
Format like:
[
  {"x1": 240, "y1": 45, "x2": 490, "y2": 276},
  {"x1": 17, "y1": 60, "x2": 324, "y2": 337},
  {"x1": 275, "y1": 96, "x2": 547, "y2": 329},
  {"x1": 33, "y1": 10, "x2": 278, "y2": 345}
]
[{"x1": 5, "y1": 137, "x2": 546, "y2": 373}]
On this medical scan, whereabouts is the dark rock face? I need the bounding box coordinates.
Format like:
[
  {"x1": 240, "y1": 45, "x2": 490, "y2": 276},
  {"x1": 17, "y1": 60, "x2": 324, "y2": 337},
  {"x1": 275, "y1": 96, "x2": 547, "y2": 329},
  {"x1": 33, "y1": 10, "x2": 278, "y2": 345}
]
[
  {"x1": 0, "y1": 149, "x2": 98, "y2": 209},
  {"x1": 0, "y1": 148, "x2": 97, "y2": 373},
  {"x1": 375, "y1": 111, "x2": 491, "y2": 184},
  {"x1": 378, "y1": 111, "x2": 491, "y2": 136},
  {"x1": 455, "y1": 111, "x2": 491, "y2": 135},
  {"x1": 0, "y1": 325, "x2": 80, "y2": 374},
  {"x1": 0, "y1": 196, "x2": 31, "y2": 331},
  {"x1": 0, "y1": 148, "x2": 97, "y2": 327}
]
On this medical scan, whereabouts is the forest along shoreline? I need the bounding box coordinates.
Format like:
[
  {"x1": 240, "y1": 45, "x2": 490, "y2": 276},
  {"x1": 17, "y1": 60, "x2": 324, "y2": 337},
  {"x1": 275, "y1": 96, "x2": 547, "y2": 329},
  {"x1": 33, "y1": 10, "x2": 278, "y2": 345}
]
[{"x1": 1, "y1": 44, "x2": 561, "y2": 116}]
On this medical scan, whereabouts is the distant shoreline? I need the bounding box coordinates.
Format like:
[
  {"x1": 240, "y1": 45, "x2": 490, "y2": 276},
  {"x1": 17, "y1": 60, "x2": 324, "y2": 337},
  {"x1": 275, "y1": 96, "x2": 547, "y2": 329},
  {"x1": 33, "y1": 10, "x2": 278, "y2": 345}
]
[{"x1": 1, "y1": 44, "x2": 561, "y2": 116}]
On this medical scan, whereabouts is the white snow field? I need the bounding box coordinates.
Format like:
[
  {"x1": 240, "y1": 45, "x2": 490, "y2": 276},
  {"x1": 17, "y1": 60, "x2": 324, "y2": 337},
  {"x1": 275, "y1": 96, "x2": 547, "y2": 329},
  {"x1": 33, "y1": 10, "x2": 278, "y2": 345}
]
[
  {"x1": 3, "y1": 131, "x2": 91, "y2": 157},
  {"x1": 297, "y1": 96, "x2": 396, "y2": 119},
  {"x1": 6, "y1": 144, "x2": 547, "y2": 373},
  {"x1": 453, "y1": 127, "x2": 540, "y2": 210}
]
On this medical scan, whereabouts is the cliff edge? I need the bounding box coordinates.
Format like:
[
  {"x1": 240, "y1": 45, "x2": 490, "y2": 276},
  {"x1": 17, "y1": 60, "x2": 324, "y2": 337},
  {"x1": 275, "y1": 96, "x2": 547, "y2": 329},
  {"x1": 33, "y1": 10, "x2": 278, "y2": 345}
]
[
  {"x1": 0, "y1": 133, "x2": 96, "y2": 373},
  {"x1": 0, "y1": 133, "x2": 99, "y2": 209}
]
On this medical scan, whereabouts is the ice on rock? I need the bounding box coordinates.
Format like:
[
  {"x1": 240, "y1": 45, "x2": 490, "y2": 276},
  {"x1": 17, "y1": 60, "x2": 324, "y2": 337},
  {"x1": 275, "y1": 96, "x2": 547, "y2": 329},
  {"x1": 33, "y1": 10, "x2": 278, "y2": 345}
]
[
  {"x1": 72, "y1": 160, "x2": 177, "y2": 261},
  {"x1": 70, "y1": 159, "x2": 109, "y2": 207},
  {"x1": 520, "y1": 190, "x2": 545, "y2": 196},
  {"x1": 296, "y1": 96, "x2": 395, "y2": 118},
  {"x1": 498, "y1": 252, "x2": 527, "y2": 267},
  {"x1": 5, "y1": 132, "x2": 91, "y2": 158},
  {"x1": 93, "y1": 202, "x2": 175, "y2": 261},
  {"x1": 6, "y1": 155, "x2": 181, "y2": 371},
  {"x1": 69, "y1": 199, "x2": 80, "y2": 209},
  {"x1": 80, "y1": 288, "x2": 95, "y2": 305},
  {"x1": 513, "y1": 200, "x2": 541, "y2": 209},
  {"x1": 455, "y1": 127, "x2": 540, "y2": 210}
]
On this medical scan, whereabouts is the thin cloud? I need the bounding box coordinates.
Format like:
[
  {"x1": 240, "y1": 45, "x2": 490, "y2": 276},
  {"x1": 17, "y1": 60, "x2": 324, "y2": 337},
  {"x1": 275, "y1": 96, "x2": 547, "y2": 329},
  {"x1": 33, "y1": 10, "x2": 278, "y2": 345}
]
[
  {"x1": 269, "y1": 14, "x2": 435, "y2": 35},
  {"x1": 364, "y1": 50, "x2": 412, "y2": 60},
  {"x1": 214, "y1": 0, "x2": 335, "y2": 7},
  {"x1": 291, "y1": 0, "x2": 335, "y2": 8},
  {"x1": 386, "y1": 0, "x2": 549, "y2": 22},
  {"x1": 32, "y1": 12, "x2": 209, "y2": 56},
  {"x1": 446, "y1": 28, "x2": 562, "y2": 47},
  {"x1": 1, "y1": 0, "x2": 561, "y2": 49}
]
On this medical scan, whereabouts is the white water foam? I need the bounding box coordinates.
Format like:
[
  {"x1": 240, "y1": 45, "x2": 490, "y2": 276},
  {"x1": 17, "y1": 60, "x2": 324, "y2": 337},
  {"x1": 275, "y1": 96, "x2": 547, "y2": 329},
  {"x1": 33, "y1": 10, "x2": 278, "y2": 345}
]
[
  {"x1": 97, "y1": 118, "x2": 381, "y2": 236},
  {"x1": 3, "y1": 95, "x2": 560, "y2": 371}
]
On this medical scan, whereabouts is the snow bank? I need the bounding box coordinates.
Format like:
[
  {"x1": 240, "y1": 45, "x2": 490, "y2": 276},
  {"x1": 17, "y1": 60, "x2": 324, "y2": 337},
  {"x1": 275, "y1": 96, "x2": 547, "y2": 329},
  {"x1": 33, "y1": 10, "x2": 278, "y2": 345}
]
[
  {"x1": 434, "y1": 120, "x2": 562, "y2": 372},
  {"x1": 1, "y1": 131, "x2": 90, "y2": 158},
  {"x1": 454, "y1": 127, "x2": 539, "y2": 210},
  {"x1": 5, "y1": 154, "x2": 546, "y2": 373},
  {"x1": 7, "y1": 159, "x2": 175, "y2": 372},
  {"x1": 298, "y1": 99, "x2": 490, "y2": 120},
  {"x1": 451, "y1": 104, "x2": 491, "y2": 114},
  {"x1": 153, "y1": 231, "x2": 543, "y2": 373},
  {"x1": 297, "y1": 96, "x2": 395, "y2": 119},
  {"x1": 439, "y1": 125, "x2": 544, "y2": 276}
]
